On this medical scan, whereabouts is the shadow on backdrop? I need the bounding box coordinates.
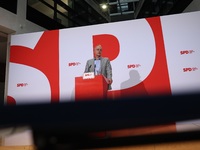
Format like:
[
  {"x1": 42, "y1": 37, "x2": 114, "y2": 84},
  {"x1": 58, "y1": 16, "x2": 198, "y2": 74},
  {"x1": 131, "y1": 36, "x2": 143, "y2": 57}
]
[{"x1": 120, "y1": 70, "x2": 148, "y2": 98}]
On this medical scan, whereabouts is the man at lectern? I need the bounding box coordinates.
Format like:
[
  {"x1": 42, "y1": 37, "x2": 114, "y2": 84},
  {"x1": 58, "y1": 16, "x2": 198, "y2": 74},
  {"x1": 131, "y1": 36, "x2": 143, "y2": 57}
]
[{"x1": 84, "y1": 44, "x2": 113, "y2": 90}]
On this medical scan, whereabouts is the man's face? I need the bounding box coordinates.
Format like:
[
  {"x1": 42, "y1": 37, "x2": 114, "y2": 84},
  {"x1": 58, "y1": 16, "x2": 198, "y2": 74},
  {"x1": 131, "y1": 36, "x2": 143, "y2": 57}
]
[{"x1": 94, "y1": 45, "x2": 102, "y2": 58}]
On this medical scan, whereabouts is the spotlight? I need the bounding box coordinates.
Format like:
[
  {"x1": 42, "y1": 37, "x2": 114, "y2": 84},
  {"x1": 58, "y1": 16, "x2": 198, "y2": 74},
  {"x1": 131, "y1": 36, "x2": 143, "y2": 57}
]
[{"x1": 101, "y1": 3, "x2": 108, "y2": 10}]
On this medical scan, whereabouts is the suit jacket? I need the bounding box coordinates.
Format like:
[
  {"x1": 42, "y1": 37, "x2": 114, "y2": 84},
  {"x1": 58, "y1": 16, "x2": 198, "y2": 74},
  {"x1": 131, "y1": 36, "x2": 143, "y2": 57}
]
[{"x1": 84, "y1": 57, "x2": 112, "y2": 90}]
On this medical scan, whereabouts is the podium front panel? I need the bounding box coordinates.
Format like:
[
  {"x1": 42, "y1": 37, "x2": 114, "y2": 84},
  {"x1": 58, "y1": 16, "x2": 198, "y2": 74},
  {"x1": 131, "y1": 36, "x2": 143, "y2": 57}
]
[{"x1": 75, "y1": 75, "x2": 108, "y2": 101}]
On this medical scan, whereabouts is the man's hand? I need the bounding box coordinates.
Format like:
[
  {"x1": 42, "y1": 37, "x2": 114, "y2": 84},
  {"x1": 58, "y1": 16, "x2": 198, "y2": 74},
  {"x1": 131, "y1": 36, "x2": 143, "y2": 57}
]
[{"x1": 106, "y1": 78, "x2": 113, "y2": 84}]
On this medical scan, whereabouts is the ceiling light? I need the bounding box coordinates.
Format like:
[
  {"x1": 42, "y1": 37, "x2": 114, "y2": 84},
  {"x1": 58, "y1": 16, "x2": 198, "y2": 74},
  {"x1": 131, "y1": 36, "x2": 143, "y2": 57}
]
[{"x1": 101, "y1": 4, "x2": 108, "y2": 10}]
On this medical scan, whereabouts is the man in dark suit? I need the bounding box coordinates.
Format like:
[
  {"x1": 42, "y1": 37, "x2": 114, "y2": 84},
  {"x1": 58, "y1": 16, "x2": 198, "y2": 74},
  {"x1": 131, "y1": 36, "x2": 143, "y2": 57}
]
[{"x1": 84, "y1": 44, "x2": 113, "y2": 90}]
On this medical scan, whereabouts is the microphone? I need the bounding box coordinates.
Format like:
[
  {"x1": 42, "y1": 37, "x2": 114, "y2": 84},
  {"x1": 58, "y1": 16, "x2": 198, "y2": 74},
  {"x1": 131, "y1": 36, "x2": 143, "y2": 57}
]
[
  {"x1": 88, "y1": 65, "x2": 92, "y2": 69},
  {"x1": 88, "y1": 64, "x2": 93, "y2": 72},
  {"x1": 94, "y1": 64, "x2": 97, "y2": 75}
]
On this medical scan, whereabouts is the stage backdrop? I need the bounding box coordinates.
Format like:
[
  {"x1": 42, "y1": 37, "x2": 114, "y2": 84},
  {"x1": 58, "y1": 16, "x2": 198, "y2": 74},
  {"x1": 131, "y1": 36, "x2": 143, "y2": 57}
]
[{"x1": 7, "y1": 11, "x2": 200, "y2": 104}]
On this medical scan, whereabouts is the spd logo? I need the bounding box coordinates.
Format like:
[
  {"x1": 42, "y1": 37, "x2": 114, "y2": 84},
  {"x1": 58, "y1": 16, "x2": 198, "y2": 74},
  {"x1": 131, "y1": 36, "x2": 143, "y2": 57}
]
[
  {"x1": 83, "y1": 72, "x2": 94, "y2": 79},
  {"x1": 180, "y1": 50, "x2": 195, "y2": 55},
  {"x1": 17, "y1": 83, "x2": 28, "y2": 87},
  {"x1": 68, "y1": 62, "x2": 81, "y2": 67},
  {"x1": 183, "y1": 67, "x2": 198, "y2": 72},
  {"x1": 127, "y1": 64, "x2": 141, "y2": 69}
]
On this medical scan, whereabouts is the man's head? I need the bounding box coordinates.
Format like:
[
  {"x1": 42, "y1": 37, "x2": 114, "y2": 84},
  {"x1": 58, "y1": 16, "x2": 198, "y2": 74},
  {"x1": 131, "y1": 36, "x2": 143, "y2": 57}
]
[{"x1": 94, "y1": 44, "x2": 102, "y2": 59}]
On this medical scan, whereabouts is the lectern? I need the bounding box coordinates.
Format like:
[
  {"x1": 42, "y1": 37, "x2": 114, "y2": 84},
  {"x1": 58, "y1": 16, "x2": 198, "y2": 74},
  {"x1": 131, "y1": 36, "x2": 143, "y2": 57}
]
[
  {"x1": 75, "y1": 75, "x2": 108, "y2": 101},
  {"x1": 75, "y1": 75, "x2": 108, "y2": 137}
]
